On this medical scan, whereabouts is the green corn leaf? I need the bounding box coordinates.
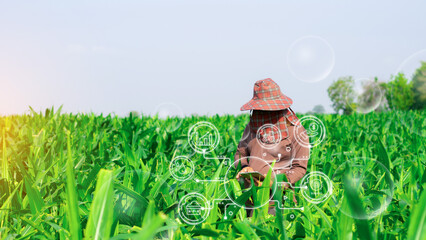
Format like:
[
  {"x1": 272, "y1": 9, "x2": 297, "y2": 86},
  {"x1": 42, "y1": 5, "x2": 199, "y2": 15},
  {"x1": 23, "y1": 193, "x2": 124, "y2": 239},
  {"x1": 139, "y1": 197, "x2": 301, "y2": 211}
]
[
  {"x1": 337, "y1": 198, "x2": 354, "y2": 240},
  {"x1": 233, "y1": 220, "x2": 260, "y2": 240},
  {"x1": 65, "y1": 130, "x2": 82, "y2": 240},
  {"x1": 375, "y1": 135, "x2": 391, "y2": 171},
  {"x1": 114, "y1": 183, "x2": 149, "y2": 207},
  {"x1": 142, "y1": 200, "x2": 156, "y2": 227},
  {"x1": 190, "y1": 228, "x2": 221, "y2": 238},
  {"x1": 24, "y1": 178, "x2": 45, "y2": 215},
  {"x1": 84, "y1": 169, "x2": 115, "y2": 240},
  {"x1": 132, "y1": 213, "x2": 166, "y2": 240},
  {"x1": 407, "y1": 185, "x2": 426, "y2": 240},
  {"x1": 343, "y1": 169, "x2": 375, "y2": 240}
]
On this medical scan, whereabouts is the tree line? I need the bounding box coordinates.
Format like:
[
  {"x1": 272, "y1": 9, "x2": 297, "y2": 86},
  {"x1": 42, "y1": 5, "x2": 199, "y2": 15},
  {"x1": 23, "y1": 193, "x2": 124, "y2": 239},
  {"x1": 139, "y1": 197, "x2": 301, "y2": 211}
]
[{"x1": 325, "y1": 61, "x2": 426, "y2": 114}]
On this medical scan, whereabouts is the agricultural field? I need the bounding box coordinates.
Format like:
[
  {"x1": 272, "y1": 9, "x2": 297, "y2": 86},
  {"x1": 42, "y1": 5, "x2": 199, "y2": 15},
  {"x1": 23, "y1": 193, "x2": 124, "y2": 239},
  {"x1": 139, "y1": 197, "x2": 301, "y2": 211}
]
[{"x1": 0, "y1": 108, "x2": 425, "y2": 239}]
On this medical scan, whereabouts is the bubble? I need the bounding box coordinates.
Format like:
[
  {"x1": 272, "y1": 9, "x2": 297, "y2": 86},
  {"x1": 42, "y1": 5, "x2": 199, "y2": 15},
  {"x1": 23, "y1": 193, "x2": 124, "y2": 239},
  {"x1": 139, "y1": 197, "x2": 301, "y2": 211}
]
[
  {"x1": 348, "y1": 78, "x2": 384, "y2": 113},
  {"x1": 224, "y1": 157, "x2": 277, "y2": 209},
  {"x1": 331, "y1": 158, "x2": 394, "y2": 219},
  {"x1": 392, "y1": 49, "x2": 426, "y2": 137},
  {"x1": 287, "y1": 36, "x2": 335, "y2": 83},
  {"x1": 153, "y1": 102, "x2": 184, "y2": 133}
]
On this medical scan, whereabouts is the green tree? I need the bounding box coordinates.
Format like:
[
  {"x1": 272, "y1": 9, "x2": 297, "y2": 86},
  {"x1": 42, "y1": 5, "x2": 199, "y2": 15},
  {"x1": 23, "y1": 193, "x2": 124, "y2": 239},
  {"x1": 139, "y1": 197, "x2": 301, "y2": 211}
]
[
  {"x1": 312, "y1": 104, "x2": 326, "y2": 114},
  {"x1": 327, "y1": 76, "x2": 356, "y2": 114},
  {"x1": 411, "y1": 61, "x2": 426, "y2": 109},
  {"x1": 383, "y1": 73, "x2": 414, "y2": 110}
]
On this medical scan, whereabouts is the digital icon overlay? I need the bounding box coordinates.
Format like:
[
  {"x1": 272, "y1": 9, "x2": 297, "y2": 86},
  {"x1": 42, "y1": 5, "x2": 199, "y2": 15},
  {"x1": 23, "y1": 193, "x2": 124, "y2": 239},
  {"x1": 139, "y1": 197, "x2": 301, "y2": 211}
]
[
  {"x1": 256, "y1": 124, "x2": 282, "y2": 149},
  {"x1": 294, "y1": 115, "x2": 326, "y2": 148},
  {"x1": 169, "y1": 156, "x2": 194, "y2": 181},
  {"x1": 178, "y1": 193, "x2": 210, "y2": 225},
  {"x1": 300, "y1": 171, "x2": 333, "y2": 204},
  {"x1": 188, "y1": 121, "x2": 220, "y2": 153},
  {"x1": 174, "y1": 121, "x2": 332, "y2": 225}
]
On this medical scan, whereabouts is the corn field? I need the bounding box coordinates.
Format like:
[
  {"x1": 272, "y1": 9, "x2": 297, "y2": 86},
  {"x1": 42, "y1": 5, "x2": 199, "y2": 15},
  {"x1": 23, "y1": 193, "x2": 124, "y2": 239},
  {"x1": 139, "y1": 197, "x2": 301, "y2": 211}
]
[{"x1": 0, "y1": 107, "x2": 425, "y2": 239}]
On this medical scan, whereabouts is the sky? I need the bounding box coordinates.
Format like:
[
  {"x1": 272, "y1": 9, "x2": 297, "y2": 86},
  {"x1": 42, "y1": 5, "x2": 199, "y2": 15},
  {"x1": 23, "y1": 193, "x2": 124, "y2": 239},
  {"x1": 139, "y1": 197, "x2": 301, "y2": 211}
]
[{"x1": 1, "y1": 0, "x2": 425, "y2": 116}]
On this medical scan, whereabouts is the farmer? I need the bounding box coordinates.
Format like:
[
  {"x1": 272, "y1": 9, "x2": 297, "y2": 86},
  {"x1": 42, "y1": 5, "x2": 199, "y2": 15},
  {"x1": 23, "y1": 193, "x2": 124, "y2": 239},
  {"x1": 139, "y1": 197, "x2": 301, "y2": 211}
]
[{"x1": 234, "y1": 78, "x2": 310, "y2": 214}]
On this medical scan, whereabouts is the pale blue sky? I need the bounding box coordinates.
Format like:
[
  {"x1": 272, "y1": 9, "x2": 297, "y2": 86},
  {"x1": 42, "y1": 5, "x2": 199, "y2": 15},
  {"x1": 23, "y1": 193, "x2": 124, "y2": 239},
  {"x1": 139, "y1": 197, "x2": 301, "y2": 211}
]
[{"x1": 1, "y1": 0, "x2": 425, "y2": 116}]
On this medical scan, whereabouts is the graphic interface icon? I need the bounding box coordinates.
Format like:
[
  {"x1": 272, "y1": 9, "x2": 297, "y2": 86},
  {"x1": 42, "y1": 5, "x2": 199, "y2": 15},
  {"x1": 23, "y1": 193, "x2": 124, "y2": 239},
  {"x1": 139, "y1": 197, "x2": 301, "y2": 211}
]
[
  {"x1": 178, "y1": 193, "x2": 210, "y2": 225},
  {"x1": 294, "y1": 115, "x2": 326, "y2": 148},
  {"x1": 300, "y1": 171, "x2": 333, "y2": 204},
  {"x1": 188, "y1": 121, "x2": 220, "y2": 153},
  {"x1": 256, "y1": 124, "x2": 282, "y2": 149},
  {"x1": 169, "y1": 156, "x2": 194, "y2": 181}
]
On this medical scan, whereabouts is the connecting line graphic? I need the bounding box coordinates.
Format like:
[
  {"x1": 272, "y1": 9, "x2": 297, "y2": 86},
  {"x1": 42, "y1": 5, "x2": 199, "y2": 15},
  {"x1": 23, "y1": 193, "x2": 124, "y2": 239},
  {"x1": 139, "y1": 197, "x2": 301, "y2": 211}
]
[
  {"x1": 201, "y1": 150, "x2": 232, "y2": 165},
  {"x1": 204, "y1": 199, "x2": 231, "y2": 210},
  {"x1": 269, "y1": 200, "x2": 305, "y2": 210},
  {"x1": 222, "y1": 202, "x2": 304, "y2": 218},
  {"x1": 277, "y1": 182, "x2": 308, "y2": 189}
]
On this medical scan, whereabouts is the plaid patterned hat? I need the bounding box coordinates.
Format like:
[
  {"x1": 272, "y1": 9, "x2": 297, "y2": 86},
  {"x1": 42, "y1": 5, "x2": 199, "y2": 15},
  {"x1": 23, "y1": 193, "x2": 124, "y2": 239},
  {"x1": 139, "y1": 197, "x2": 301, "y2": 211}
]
[{"x1": 240, "y1": 78, "x2": 293, "y2": 111}]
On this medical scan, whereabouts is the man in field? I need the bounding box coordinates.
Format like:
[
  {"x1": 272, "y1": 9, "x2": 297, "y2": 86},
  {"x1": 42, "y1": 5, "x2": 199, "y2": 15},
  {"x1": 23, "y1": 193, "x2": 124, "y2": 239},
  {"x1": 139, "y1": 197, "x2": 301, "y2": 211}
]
[{"x1": 234, "y1": 78, "x2": 310, "y2": 215}]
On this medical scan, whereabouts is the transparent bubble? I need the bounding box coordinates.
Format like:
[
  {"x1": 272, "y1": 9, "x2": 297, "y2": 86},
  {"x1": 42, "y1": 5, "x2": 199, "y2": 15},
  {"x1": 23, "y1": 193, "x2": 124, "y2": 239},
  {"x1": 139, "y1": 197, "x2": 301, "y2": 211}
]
[
  {"x1": 349, "y1": 78, "x2": 384, "y2": 113},
  {"x1": 287, "y1": 36, "x2": 335, "y2": 83},
  {"x1": 224, "y1": 157, "x2": 277, "y2": 209},
  {"x1": 153, "y1": 102, "x2": 184, "y2": 133},
  {"x1": 331, "y1": 158, "x2": 394, "y2": 219},
  {"x1": 392, "y1": 49, "x2": 426, "y2": 137}
]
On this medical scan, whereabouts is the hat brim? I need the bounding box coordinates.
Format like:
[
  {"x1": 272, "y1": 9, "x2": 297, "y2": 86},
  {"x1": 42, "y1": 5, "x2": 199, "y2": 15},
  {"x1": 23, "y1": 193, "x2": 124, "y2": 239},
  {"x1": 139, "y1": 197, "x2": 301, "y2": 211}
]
[{"x1": 240, "y1": 95, "x2": 293, "y2": 111}]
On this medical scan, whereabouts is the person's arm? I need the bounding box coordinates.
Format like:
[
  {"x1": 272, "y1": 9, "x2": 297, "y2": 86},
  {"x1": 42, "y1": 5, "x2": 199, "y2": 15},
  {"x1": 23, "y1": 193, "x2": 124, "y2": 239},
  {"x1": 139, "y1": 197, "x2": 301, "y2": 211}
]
[
  {"x1": 283, "y1": 126, "x2": 310, "y2": 186},
  {"x1": 233, "y1": 124, "x2": 252, "y2": 169}
]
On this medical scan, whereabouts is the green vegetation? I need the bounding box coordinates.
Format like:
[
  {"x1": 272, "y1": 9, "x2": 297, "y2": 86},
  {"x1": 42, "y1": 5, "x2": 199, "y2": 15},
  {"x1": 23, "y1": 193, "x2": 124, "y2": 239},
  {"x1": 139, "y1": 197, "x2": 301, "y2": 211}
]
[
  {"x1": 327, "y1": 76, "x2": 356, "y2": 114},
  {"x1": 411, "y1": 61, "x2": 426, "y2": 110},
  {"x1": 383, "y1": 73, "x2": 414, "y2": 111},
  {"x1": 328, "y1": 62, "x2": 426, "y2": 114},
  {"x1": 0, "y1": 108, "x2": 425, "y2": 239}
]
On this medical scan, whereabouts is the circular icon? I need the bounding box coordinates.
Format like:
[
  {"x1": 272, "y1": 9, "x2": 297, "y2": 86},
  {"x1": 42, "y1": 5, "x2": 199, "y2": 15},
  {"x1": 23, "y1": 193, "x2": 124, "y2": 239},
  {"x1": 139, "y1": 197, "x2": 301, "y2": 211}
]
[
  {"x1": 153, "y1": 102, "x2": 184, "y2": 133},
  {"x1": 331, "y1": 158, "x2": 394, "y2": 219},
  {"x1": 294, "y1": 115, "x2": 326, "y2": 148},
  {"x1": 188, "y1": 122, "x2": 220, "y2": 153},
  {"x1": 169, "y1": 156, "x2": 194, "y2": 181},
  {"x1": 178, "y1": 193, "x2": 210, "y2": 225},
  {"x1": 224, "y1": 157, "x2": 277, "y2": 209},
  {"x1": 300, "y1": 171, "x2": 333, "y2": 204},
  {"x1": 256, "y1": 124, "x2": 282, "y2": 149},
  {"x1": 287, "y1": 35, "x2": 335, "y2": 83},
  {"x1": 391, "y1": 49, "x2": 426, "y2": 137},
  {"x1": 346, "y1": 78, "x2": 384, "y2": 114},
  {"x1": 289, "y1": 214, "x2": 295, "y2": 220},
  {"x1": 310, "y1": 179, "x2": 322, "y2": 191}
]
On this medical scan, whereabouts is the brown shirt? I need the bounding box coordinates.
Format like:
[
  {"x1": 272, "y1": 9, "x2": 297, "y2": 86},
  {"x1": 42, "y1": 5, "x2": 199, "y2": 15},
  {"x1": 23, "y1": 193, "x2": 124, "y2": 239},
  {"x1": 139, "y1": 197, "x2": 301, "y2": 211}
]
[{"x1": 234, "y1": 119, "x2": 310, "y2": 185}]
